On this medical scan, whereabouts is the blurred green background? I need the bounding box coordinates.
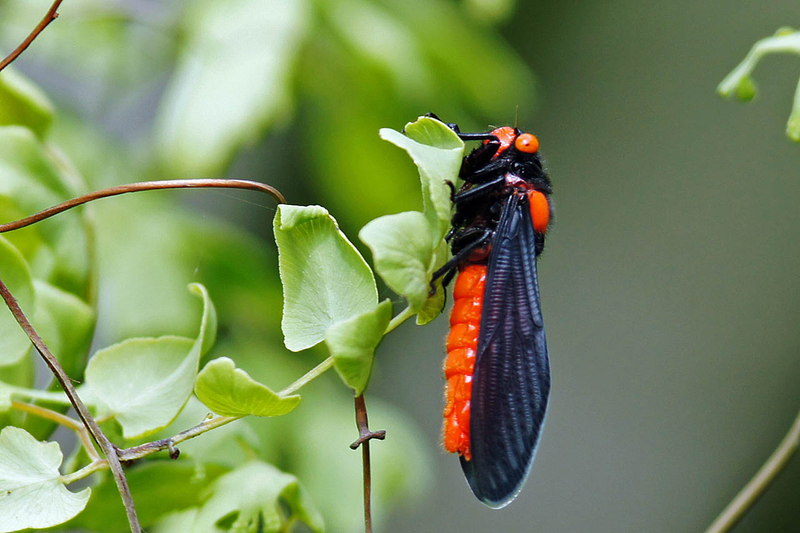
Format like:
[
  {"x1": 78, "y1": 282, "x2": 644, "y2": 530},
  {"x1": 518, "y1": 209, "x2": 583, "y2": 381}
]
[{"x1": 1, "y1": 0, "x2": 799, "y2": 531}]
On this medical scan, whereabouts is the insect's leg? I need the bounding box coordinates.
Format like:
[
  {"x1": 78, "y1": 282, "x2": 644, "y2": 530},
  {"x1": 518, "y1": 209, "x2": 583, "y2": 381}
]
[
  {"x1": 452, "y1": 175, "x2": 505, "y2": 205},
  {"x1": 429, "y1": 230, "x2": 491, "y2": 295},
  {"x1": 460, "y1": 142, "x2": 501, "y2": 178},
  {"x1": 424, "y1": 113, "x2": 499, "y2": 142}
]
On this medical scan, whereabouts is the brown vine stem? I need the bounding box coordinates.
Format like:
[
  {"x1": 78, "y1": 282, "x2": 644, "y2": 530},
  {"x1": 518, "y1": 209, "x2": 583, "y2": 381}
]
[
  {"x1": 0, "y1": 0, "x2": 64, "y2": 73},
  {"x1": 350, "y1": 394, "x2": 386, "y2": 533},
  {"x1": 0, "y1": 178, "x2": 285, "y2": 233},
  {"x1": 0, "y1": 277, "x2": 142, "y2": 532},
  {"x1": 705, "y1": 407, "x2": 800, "y2": 533},
  {"x1": 119, "y1": 415, "x2": 240, "y2": 462}
]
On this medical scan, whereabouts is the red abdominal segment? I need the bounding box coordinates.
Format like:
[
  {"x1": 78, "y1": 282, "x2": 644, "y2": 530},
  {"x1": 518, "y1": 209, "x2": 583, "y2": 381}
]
[{"x1": 443, "y1": 264, "x2": 486, "y2": 461}]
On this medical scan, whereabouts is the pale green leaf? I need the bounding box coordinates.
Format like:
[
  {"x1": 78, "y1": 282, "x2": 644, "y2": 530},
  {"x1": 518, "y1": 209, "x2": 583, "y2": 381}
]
[
  {"x1": 65, "y1": 461, "x2": 228, "y2": 532},
  {"x1": 155, "y1": 0, "x2": 309, "y2": 175},
  {"x1": 0, "y1": 126, "x2": 89, "y2": 296},
  {"x1": 326, "y1": 299, "x2": 393, "y2": 394},
  {"x1": 152, "y1": 461, "x2": 323, "y2": 533},
  {"x1": 0, "y1": 426, "x2": 90, "y2": 532},
  {"x1": 31, "y1": 280, "x2": 94, "y2": 375},
  {"x1": 195, "y1": 357, "x2": 300, "y2": 417},
  {"x1": 0, "y1": 236, "x2": 34, "y2": 367},
  {"x1": 360, "y1": 211, "x2": 436, "y2": 312},
  {"x1": 274, "y1": 204, "x2": 378, "y2": 351},
  {"x1": 0, "y1": 68, "x2": 54, "y2": 138},
  {"x1": 84, "y1": 283, "x2": 217, "y2": 438},
  {"x1": 415, "y1": 238, "x2": 450, "y2": 325},
  {"x1": 379, "y1": 116, "x2": 464, "y2": 245}
]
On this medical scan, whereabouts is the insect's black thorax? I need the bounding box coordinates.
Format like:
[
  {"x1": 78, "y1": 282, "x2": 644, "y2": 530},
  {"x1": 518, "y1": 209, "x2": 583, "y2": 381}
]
[{"x1": 448, "y1": 143, "x2": 552, "y2": 261}]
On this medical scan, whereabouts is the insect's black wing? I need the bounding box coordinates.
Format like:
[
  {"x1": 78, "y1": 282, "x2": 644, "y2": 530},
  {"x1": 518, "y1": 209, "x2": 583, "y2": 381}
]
[{"x1": 460, "y1": 193, "x2": 551, "y2": 508}]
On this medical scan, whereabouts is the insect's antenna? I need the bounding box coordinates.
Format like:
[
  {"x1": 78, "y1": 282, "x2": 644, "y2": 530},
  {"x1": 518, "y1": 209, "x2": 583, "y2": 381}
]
[{"x1": 514, "y1": 106, "x2": 519, "y2": 129}]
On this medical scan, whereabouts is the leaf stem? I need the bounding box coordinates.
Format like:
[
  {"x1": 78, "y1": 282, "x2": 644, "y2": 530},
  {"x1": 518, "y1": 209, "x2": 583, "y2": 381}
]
[
  {"x1": 60, "y1": 459, "x2": 108, "y2": 486},
  {"x1": 0, "y1": 0, "x2": 64, "y2": 73},
  {"x1": 11, "y1": 400, "x2": 100, "y2": 461},
  {"x1": 279, "y1": 356, "x2": 335, "y2": 396},
  {"x1": 705, "y1": 407, "x2": 800, "y2": 533},
  {"x1": 0, "y1": 276, "x2": 142, "y2": 532},
  {"x1": 118, "y1": 415, "x2": 241, "y2": 462},
  {"x1": 384, "y1": 305, "x2": 415, "y2": 335},
  {"x1": 3, "y1": 384, "x2": 76, "y2": 405},
  {"x1": 0, "y1": 178, "x2": 285, "y2": 234}
]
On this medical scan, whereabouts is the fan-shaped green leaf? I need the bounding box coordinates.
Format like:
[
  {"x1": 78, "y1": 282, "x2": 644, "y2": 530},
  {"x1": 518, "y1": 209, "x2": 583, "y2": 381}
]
[
  {"x1": 152, "y1": 461, "x2": 323, "y2": 533},
  {"x1": 275, "y1": 204, "x2": 378, "y2": 352},
  {"x1": 0, "y1": 426, "x2": 90, "y2": 532},
  {"x1": 379, "y1": 116, "x2": 463, "y2": 245},
  {"x1": 0, "y1": 68, "x2": 54, "y2": 138},
  {"x1": 0, "y1": 236, "x2": 34, "y2": 367},
  {"x1": 84, "y1": 283, "x2": 217, "y2": 438},
  {"x1": 326, "y1": 299, "x2": 392, "y2": 394},
  {"x1": 195, "y1": 357, "x2": 300, "y2": 417}
]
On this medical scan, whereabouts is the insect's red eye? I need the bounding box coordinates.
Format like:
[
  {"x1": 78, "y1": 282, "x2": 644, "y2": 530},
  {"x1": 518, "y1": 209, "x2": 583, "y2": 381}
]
[{"x1": 515, "y1": 133, "x2": 539, "y2": 153}]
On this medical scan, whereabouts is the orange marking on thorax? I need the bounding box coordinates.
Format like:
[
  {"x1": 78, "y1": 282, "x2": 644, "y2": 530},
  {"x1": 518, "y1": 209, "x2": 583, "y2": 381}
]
[
  {"x1": 485, "y1": 126, "x2": 516, "y2": 156},
  {"x1": 528, "y1": 189, "x2": 550, "y2": 233},
  {"x1": 443, "y1": 264, "x2": 486, "y2": 461}
]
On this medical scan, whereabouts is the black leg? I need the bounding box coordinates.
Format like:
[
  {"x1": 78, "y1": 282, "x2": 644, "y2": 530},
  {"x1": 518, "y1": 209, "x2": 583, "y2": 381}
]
[
  {"x1": 452, "y1": 175, "x2": 505, "y2": 205},
  {"x1": 429, "y1": 231, "x2": 491, "y2": 295}
]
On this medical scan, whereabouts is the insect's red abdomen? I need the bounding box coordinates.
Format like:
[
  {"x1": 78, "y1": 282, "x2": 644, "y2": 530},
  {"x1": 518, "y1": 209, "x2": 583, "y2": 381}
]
[{"x1": 443, "y1": 264, "x2": 486, "y2": 461}]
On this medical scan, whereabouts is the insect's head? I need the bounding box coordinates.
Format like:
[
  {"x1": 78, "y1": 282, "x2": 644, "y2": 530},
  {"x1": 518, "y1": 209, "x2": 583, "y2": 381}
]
[{"x1": 485, "y1": 126, "x2": 539, "y2": 158}]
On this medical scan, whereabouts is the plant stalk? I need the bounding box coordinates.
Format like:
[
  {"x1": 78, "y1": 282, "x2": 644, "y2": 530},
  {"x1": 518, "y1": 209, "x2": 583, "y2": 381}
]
[
  {"x1": 705, "y1": 407, "x2": 800, "y2": 532},
  {"x1": 0, "y1": 0, "x2": 63, "y2": 73}
]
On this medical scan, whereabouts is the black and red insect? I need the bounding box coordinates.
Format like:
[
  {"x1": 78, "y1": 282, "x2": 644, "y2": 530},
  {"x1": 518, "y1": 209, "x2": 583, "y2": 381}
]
[{"x1": 430, "y1": 115, "x2": 552, "y2": 508}]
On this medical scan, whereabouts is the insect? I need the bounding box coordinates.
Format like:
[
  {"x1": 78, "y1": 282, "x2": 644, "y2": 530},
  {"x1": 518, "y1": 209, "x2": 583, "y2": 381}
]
[{"x1": 430, "y1": 115, "x2": 552, "y2": 508}]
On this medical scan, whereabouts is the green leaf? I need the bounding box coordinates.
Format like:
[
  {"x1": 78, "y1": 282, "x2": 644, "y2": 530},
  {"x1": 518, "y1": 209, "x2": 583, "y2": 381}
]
[
  {"x1": 0, "y1": 426, "x2": 90, "y2": 531},
  {"x1": 195, "y1": 357, "x2": 301, "y2": 417},
  {"x1": 31, "y1": 280, "x2": 94, "y2": 376},
  {"x1": 155, "y1": 0, "x2": 309, "y2": 175},
  {"x1": 788, "y1": 76, "x2": 800, "y2": 142},
  {"x1": 0, "y1": 126, "x2": 89, "y2": 296},
  {"x1": 65, "y1": 461, "x2": 228, "y2": 532},
  {"x1": 274, "y1": 204, "x2": 378, "y2": 351},
  {"x1": 152, "y1": 461, "x2": 323, "y2": 533},
  {"x1": 0, "y1": 68, "x2": 54, "y2": 138},
  {"x1": 415, "y1": 238, "x2": 450, "y2": 325},
  {"x1": 360, "y1": 211, "x2": 437, "y2": 312},
  {"x1": 84, "y1": 283, "x2": 217, "y2": 438},
  {"x1": 0, "y1": 236, "x2": 34, "y2": 367},
  {"x1": 379, "y1": 116, "x2": 464, "y2": 245},
  {"x1": 326, "y1": 299, "x2": 393, "y2": 394}
]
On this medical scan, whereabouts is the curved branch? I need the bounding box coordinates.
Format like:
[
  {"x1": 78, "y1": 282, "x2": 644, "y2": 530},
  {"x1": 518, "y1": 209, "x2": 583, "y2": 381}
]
[
  {"x1": 0, "y1": 179, "x2": 285, "y2": 233},
  {"x1": 0, "y1": 0, "x2": 64, "y2": 73},
  {"x1": 705, "y1": 408, "x2": 800, "y2": 532}
]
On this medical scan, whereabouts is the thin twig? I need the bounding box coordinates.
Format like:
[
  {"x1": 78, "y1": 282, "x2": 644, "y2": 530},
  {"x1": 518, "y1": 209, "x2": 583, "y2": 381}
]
[
  {"x1": 0, "y1": 277, "x2": 142, "y2": 532},
  {"x1": 11, "y1": 400, "x2": 100, "y2": 461},
  {"x1": 119, "y1": 415, "x2": 240, "y2": 462},
  {"x1": 350, "y1": 394, "x2": 386, "y2": 533},
  {"x1": 705, "y1": 408, "x2": 800, "y2": 533},
  {"x1": 0, "y1": 179, "x2": 285, "y2": 233},
  {"x1": 0, "y1": 0, "x2": 64, "y2": 73}
]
